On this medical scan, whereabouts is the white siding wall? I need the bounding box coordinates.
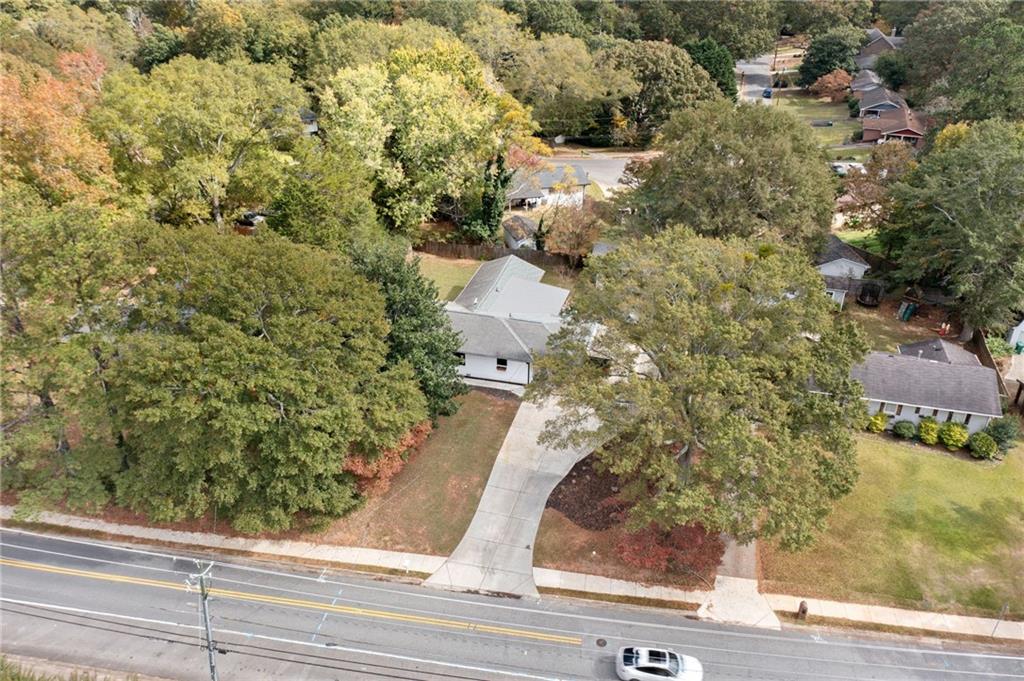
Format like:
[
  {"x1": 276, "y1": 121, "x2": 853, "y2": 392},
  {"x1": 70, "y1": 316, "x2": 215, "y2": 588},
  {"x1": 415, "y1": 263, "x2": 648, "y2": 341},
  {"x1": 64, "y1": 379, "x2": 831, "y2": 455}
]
[
  {"x1": 864, "y1": 399, "x2": 992, "y2": 435},
  {"x1": 457, "y1": 353, "x2": 531, "y2": 385},
  {"x1": 818, "y1": 259, "x2": 870, "y2": 279},
  {"x1": 1008, "y1": 319, "x2": 1024, "y2": 348},
  {"x1": 539, "y1": 187, "x2": 585, "y2": 208},
  {"x1": 826, "y1": 288, "x2": 847, "y2": 308}
]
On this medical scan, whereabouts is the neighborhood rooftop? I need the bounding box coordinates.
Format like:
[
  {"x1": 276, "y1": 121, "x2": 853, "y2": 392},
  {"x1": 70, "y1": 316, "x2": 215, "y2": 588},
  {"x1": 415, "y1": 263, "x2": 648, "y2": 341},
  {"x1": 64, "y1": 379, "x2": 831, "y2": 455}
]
[
  {"x1": 898, "y1": 339, "x2": 982, "y2": 366},
  {"x1": 450, "y1": 255, "x2": 568, "y2": 317},
  {"x1": 862, "y1": 107, "x2": 925, "y2": 136},
  {"x1": 859, "y1": 87, "x2": 907, "y2": 111},
  {"x1": 446, "y1": 309, "x2": 557, "y2": 364},
  {"x1": 507, "y1": 162, "x2": 590, "y2": 201},
  {"x1": 816, "y1": 234, "x2": 869, "y2": 268},
  {"x1": 852, "y1": 352, "x2": 1002, "y2": 417}
]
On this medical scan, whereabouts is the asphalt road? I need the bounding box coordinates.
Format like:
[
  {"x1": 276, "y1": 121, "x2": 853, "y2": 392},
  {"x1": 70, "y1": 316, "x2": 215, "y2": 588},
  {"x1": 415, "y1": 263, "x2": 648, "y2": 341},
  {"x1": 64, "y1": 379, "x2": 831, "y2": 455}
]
[
  {"x1": 1, "y1": 529, "x2": 1022, "y2": 680},
  {"x1": 736, "y1": 54, "x2": 774, "y2": 105}
]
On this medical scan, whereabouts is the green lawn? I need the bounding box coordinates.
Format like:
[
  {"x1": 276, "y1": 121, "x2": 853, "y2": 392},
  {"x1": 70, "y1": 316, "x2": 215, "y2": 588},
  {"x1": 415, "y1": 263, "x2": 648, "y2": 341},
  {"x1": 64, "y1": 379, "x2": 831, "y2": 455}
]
[
  {"x1": 835, "y1": 228, "x2": 883, "y2": 255},
  {"x1": 416, "y1": 252, "x2": 481, "y2": 301},
  {"x1": 761, "y1": 435, "x2": 1024, "y2": 617},
  {"x1": 827, "y1": 147, "x2": 873, "y2": 162},
  {"x1": 773, "y1": 89, "x2": 861, "y2": 148},
  {"x1": 315, "y1": 389, "x2": 520, "y2": 556}
]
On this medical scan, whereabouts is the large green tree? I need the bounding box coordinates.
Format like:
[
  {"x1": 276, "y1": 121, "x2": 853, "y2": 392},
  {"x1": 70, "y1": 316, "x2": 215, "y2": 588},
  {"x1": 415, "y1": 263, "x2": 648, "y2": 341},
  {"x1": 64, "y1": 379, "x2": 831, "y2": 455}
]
[
  {"x1": 319, "y1": 40, "x2": 537, "y2": 231},
  {"x1": 684, "y1": 37, "x2": 738, "y2": 101},
  {"x1": 779, "y1": 0, "x2": 872, "y2": 35},
  {"x1": 528, "y1": 228, "x2": 868, "y2": 550},
  {"x1": 680, "y1": 0, "x2": 780, "y2": 60},
  {"x1": 620, "y1": 101, "x2": 834, "y2": 251},
  {"x1": 884, "y1": 120, "x2": 1024, "y2": 331},
  {"x1": 506, "y1": 33, "x2": 636, "y2": 137},
  {"x1": 109, "y1": 228, "x2": 427, "y2": 533},
  {"x1": 945, "y1": 19, "x2": 1024, "y2": 122},
  {"x1": 601, "y1": 40, "x2": 720, "y2": 144},
  {"x1": 797, "y1": 25, "x2": 863, "y2": 87},
  {"x1": 349, "y1": 244, "x2": 466, "y2": 419},
  {"x1": 93, "y1": 55, "x2": 306, "y2": 227}
]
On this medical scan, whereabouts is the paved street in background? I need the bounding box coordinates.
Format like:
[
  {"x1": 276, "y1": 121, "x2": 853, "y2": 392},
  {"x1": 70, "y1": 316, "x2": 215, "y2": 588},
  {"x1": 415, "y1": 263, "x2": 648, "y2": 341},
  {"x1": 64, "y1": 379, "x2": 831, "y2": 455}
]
[
  {"x1": 2, "y1": 529, "x2": 1022, "y2": 680},
  {"x1": 737, "y1": 53, "x2": 774, "y2": 105}
]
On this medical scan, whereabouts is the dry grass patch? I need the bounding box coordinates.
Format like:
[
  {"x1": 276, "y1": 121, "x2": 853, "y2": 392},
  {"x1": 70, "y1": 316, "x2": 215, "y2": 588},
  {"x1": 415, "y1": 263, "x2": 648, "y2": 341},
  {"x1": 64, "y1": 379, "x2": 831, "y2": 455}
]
[{"x1": 415, "y1": 253, "x2": 481, "y2": 301}]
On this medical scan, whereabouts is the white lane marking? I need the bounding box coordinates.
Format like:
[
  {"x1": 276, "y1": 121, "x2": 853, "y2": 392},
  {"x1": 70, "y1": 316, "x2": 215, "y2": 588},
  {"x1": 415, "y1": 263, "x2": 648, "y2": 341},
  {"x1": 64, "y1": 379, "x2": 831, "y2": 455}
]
[
  {"x1": 0, "y1": 597, "x2": 580, "y2": 681},
  {"x1": 310, "y1": 586, "x2": 343, "y2": 643},
  {"x1": 5, "y1": 528, "x2": 1023, "y2": 663}
]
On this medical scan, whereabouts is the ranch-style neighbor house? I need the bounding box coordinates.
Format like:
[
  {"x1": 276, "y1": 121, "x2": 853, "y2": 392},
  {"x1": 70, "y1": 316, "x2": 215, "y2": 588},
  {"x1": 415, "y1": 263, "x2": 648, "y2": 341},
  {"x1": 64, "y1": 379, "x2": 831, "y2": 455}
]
[
  {"x1": 445, "y1": 256, "x2": 568, "y2": 386},
  {"x1": 816, "y1": 234, "x2": 871, "y2": 308},
  {"x1": 507, "y1": 162, "x2": 591, "y2": 210},
  {"x1": 853, "y1": 339, "x2": 1002, "y2": 435}
]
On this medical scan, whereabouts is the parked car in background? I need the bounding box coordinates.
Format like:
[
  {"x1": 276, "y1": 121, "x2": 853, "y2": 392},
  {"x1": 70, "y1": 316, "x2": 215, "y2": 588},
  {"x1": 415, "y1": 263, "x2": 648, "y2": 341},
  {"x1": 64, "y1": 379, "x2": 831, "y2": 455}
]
[
  {"x1": 616, "y1": 646, "x2": 703, "y2": 680},
  {"x1": 762, "y1": 88, "x2": 773, "y2": 99}
]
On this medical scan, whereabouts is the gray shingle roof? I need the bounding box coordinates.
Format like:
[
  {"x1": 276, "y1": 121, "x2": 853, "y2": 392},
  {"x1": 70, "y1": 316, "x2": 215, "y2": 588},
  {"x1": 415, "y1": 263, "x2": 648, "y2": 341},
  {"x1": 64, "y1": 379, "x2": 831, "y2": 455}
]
[
  {"x1": 898, "y1": 339, "x2": 981, "y2": 366},
  {"x1": 860, "y1": 87, "x2": 906, "y2": 111},
  {"x1": 851, "y1": 70, "x2": 882, "y2": 91},
  {"x1": 446, "y1": 309, "x2": 556, "y2": 362},
  {"x1": 451, "y1": 255, "x2": 568, "y2": 317},
  {"x1": 507, "y1": 162, "x2": 590, "y2": 200},
  {"x1": 503, "y1": 215, "x2": 538, "y2": 241},
  {"x1": 852, "y1": 352, "x2": 1001, "y2": 416},
  {"x1": 817, "y1": 235, "x2": 870, "y2": 268},
  {"x1": 452, "y1": 256, "x2": 544, "y2": 311}
]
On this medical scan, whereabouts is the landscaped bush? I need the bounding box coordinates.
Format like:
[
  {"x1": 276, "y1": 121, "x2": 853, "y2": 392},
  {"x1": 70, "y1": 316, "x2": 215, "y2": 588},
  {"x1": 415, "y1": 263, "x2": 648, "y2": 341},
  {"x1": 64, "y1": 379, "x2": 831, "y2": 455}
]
[
  {"x1": 866, "y1": 412, "x2": 888, "y2": 433},
  {"x1": 985, "y1": 417, "x2": 1021, "y2": 452},
  {"x1": 938, "y1": 422, "x2": 970, "y2": 451},
  {"x1": 892, "y1": 420, "x2": 916, "y2": 439},
  {"x1": 968, "y1": 432, "x2": 999, "y2": 460},
  {"x1": 985, "y1": 335, "x2": 1014, "y2": 358},
  {"x1": 918, "y1": 417, "x2": 939, "y2": 445},
  {"x1": 847, "y1": 97, "x2": 860, "y2": 117}
]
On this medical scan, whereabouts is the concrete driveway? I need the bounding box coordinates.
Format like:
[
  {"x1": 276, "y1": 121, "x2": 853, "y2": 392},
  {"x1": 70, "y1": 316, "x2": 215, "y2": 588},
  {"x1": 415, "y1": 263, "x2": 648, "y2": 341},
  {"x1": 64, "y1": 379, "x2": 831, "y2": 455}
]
[{"x1": 425, "y1": 400, "x2": 599, "y2": 597}]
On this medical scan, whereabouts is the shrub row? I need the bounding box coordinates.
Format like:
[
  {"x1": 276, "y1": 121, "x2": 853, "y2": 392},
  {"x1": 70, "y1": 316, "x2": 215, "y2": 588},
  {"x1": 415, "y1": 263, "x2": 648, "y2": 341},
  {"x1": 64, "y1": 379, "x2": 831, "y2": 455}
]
[{"x1": 866, "y1": 414, "x2": 1020, "y2": 460}]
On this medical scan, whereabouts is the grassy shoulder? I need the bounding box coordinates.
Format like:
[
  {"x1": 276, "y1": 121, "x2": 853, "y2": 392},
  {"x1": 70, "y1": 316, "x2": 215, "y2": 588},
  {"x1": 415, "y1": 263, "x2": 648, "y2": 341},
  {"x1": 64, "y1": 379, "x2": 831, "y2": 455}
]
[
  {"x1": 760, "y1": 434, "x2": 1024, "y2": 619},
  {"x1": 313, "y1": 389, "x2": 519, "y2": 556}
]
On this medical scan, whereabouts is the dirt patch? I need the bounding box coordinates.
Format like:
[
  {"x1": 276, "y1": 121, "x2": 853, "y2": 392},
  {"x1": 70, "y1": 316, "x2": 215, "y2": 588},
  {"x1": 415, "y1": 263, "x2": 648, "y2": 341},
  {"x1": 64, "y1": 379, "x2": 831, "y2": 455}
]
[{"x1": 545, "y1": 456, "x2": 627, "y2": 530}]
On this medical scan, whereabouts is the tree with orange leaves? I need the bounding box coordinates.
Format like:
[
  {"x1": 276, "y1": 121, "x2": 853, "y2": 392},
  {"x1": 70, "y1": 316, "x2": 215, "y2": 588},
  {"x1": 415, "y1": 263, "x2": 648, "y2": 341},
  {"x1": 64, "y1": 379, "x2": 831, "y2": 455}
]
[{"x1": 0, "y1": 50, "x2": 116, "y2": 206}]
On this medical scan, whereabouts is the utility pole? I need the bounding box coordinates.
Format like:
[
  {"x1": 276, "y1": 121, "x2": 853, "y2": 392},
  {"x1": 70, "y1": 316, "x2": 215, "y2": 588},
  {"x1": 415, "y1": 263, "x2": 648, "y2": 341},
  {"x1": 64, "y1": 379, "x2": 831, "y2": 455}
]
[{"x1": 196, "y1": 566, "x2": 220, "y2": 681}]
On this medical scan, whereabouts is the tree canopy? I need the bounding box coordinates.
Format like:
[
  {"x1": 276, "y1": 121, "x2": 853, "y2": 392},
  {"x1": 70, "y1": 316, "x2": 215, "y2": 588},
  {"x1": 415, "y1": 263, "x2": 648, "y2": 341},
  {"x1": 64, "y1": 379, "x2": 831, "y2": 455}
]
[
  {"x1": 884, "y1": 120, "x2": 1024, "y2": 330},
  {"x1": 93, "y1": 55, "x2": 306, "y2": 227},
  {"x1": 528, "y1": 228, "x2": 868, "y2": 550},
  {"x1": 684, "y1": 37, "x2": 738, "y2": 101},
  {"x1": 601, "y1": 40, "x2": 720, "y2": 145},
  {"x1": 797, "y1": 25, "x2": 862, "y2": 87},
  {"x1": 619, "y1": 101, "x2": 834, "y2": 252},
  {"x1": 945, "y1": 19, "x2": 1024, "y2": 122},
  {"x1": 320, "y1": 40, "x2": 537, "y2": 232}
]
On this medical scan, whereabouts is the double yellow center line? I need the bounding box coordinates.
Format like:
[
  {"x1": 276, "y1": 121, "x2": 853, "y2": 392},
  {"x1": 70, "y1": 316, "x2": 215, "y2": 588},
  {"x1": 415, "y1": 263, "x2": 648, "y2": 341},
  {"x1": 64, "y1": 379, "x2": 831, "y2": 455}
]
[{"x1": 0, "y1": 557, "x2": 581, "y2": 646}]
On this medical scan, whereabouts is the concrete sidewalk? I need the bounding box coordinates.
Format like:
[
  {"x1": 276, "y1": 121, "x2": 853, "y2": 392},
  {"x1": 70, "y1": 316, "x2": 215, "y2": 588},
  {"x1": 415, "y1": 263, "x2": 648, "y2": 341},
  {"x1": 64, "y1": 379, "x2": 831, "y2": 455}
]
[
  {"x1": 698, "y1": 538, "x2": 781, "y2": 630},
  {"x1": 424, "y1": 400, "x2": 600, "y2": 597}
]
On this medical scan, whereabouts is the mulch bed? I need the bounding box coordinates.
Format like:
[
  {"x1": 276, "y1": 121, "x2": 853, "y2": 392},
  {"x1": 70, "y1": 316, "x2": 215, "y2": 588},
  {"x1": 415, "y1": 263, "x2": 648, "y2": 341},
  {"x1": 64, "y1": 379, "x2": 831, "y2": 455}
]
[{"x1": 545, "y1": 455, "x2": 628, "y2": 530}]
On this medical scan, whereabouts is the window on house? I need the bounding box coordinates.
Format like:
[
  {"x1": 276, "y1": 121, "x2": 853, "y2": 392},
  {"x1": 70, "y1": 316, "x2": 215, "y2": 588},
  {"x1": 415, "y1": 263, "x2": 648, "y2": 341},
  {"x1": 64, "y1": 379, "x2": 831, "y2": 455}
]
[
  {"x1": 455, "y1": 352, "x2": 465, "y2": 366},
  {"x1": 964, "y1": 414, "x2": 972, "y2": 426},
  {"x1": 895, "y1": 404, "x2": 903, "y2": 416},
  {"x1": 946, "y1": 411, "x2": 954, "y2": 422},
  {"x1": 883, "y1": 403, "x2": 898, "y2": 415},
  {"x1": 914, "y1": 407, "x2": 921, "y2": 415},
  {"x1": 496, "y1": 358, "x2": 508, "y2": 372},
  {"x1": 876, "y1": 402, "x2": 886, "y2": 413}
]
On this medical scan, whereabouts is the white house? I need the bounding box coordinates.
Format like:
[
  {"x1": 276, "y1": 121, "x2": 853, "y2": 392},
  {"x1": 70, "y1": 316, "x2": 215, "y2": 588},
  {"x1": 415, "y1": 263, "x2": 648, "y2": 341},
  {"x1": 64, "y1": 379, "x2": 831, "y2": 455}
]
[
  {"x1": 507, "y1": 163, "x2": 590, "y2": 210},
  {"x1": 1008, "y1": 317, "x2": 1024, "y2": 350},
  {"x1": 816, "y1": 235, "x2": 871, "y2": 308},
  {"x1": 853, "y1": 340, "x2": 1002, "y2": 435},
  {"x1": 445, "y1": 256, "x2": 569, "y2": 386}
]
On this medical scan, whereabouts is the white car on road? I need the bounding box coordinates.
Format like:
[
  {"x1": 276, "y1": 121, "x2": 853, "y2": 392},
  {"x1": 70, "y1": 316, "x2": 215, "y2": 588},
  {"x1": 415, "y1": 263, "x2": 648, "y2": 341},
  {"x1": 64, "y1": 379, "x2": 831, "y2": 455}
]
[{"x1": 616, "y1": 646, "x2": 703, "y2": 680}]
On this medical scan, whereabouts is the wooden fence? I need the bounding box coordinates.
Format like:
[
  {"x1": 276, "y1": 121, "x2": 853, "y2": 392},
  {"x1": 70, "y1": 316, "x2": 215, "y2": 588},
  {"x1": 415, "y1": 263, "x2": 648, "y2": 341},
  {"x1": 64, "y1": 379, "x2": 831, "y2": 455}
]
[
  {"x1": 414, "y1": 241, "x2": 575, "y2": 269},
  {"x1": 973, "y1": 328, "x2": 1010, "y2": 400}
]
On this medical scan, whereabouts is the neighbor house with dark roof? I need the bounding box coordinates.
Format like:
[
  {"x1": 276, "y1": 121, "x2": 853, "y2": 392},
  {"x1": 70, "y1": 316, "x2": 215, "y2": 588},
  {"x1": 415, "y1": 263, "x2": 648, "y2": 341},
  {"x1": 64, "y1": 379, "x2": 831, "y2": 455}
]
[
  {"x1": 502, "y1": 215, "x2": 538, "y2": 250},
  {"x1": 507, "y1": 162, "x2": 590, "y2": 209},
  {"x1": 853, "y1": 347, "x2": 1001, "y2": 435},
  {"x1": 858, "y1": 87, "x2": 907, "y2": 117},
  {"x1": 862, "y1": 108, "x2": 926, "y2": 147},
  {"x1": 816, "y1": 235, "x2": 871, "y2": 308},
  {"x1": 850, "y1": 69, "x2": 882, "y2": 93},
  {"x1": 445, "y1": 256, "x2": 568, "y2": 386},
  {"x1": 855, "y1": 28, "x2": 906, "y2": 69}
]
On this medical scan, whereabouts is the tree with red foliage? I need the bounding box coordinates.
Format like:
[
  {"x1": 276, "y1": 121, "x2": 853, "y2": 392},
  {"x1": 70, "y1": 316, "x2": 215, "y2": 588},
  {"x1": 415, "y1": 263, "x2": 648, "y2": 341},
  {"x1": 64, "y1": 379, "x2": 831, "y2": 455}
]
[
  {"x1": 344, "y1": 421, "x2": 433, "y2": 497},
  {"x1": 809, "y1": 69, "x2": 852, "y2": 103},
  {"x1": 616, "y1": 523, "x2": 724, "y2": 582}
]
